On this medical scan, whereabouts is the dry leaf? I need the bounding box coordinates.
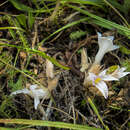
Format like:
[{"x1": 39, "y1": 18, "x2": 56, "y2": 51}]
[
  {"x1": 48, "y1": 75, "x2": 59, "y2": 91},
  {"x1": 46, "y1": 59, "x2": 54, "y2": 79},
  {"x1": 80, "y1": 48, "x2": 89, "y2": 72},
  {"x1": 88, "y1": 63, "x2": 101, "y2": 74}
]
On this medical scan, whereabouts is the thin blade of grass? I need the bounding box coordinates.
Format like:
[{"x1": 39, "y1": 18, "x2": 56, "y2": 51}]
[
  {"x1": 0, "y1": 119, "x2": 102, "y2": 130},
  {"x1": 64, "y1": 0, "x2": 104, "y2": 8},
  {"x1": 9, "y1": 0, "x2": 34, "y2": 12},
  {"x1": 39, "y1": 17, "x2": 90, "y2": 45},
  {"x1": 0, "y1": 42, "x2": 70, "y2": 70},
  {"x1": 0, "y1": 27, "x2": 24, "y2": 31},
  {"x1": 88, "y1": 97, "x2": 109, "y2": 130},
  {"x1": 9, "y1": 0, "x2": 54, "y2": 13},
  {"x1": 0, "y1": 127, "x2": 16, "y2": 130},
  {"x1": 67, "y1": 4, "x2": 130, "y2": 39}
]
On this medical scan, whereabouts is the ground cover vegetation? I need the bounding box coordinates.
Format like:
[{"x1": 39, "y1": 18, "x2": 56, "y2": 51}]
[{"x1": 0, "y1": 0, "x2": 130, "y2": 130}]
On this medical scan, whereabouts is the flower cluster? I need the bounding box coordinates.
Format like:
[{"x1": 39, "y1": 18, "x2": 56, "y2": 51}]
[
  {"x1": 87, "y1": 66, "x2": 130, "y2": 99},
  {"x1": 82, "y1": 32, "x2": 130, "y2": 99},
  {"x1": 11, "y1": 59, "x2": 59, "y2": 110}
]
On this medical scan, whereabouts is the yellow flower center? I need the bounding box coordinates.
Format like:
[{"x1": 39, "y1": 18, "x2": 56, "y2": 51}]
[{"x1": 95, "y1": 77, "x2": 101, "y2": 84}]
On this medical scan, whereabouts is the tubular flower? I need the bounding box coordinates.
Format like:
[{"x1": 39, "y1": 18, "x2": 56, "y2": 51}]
[
  {"x1": 94, "y1": 32, "x2": 119, "y2": 64},
  {"x1": 11, "y1": 84, "x2": 49, "y2": 110},
  {"x1": 87, "y1": 66, "x2": 130, "y2": 99}
]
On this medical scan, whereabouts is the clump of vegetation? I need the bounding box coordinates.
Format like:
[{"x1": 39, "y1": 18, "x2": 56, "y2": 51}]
[{"x1": 0, "y1": 0, "x2": 130, "y2": 130}]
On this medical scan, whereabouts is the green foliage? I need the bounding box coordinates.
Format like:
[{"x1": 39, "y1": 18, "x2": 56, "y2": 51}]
[
  {"x1": 14, "y1": 18, "x2": 29, "y2": 48},
  {"x1": 2, "y1": 15, "x2": 28, "y2": 47},
  {"x1": 16, "y1": 13, "x2": 35, "y2": 30},
  {"x1": 39, "y1": 17, "x2": 90, "y2": 44},
  {"x1": 81, "y1": 99, "x2": 87, "y2": 107},
  {"x1": 102, "y1": 0, "x2": 130, "y2": 16},
  {"x1": 0, "y1": 26, "x2": 24, "y2": 31},
  {"x1": 6, "y1": 15, "x2": 17, "y2": 40},
  {"x1": 62, "y1": 0, "x2": 104, "y2": 8},
  {"x1": 9, "y1": 0, "x2": 34, "y2": 12},
  {"x1": 8, "y1": 75, "x2": 24, "y2": 92},
  {"x1": 16, "y1": 14, "x2": 27, "y2": 29},
  {"x1": 123, "y1": 0, "x2": 130, "y2": 15},
  {"x1": 0, "y1": 96, "x2": 17, "y2": 118},
  {"x1": 70, "y1": 30, "x2": 86, "y2": 40},
  {"x1": 0, "y1": 127, "x2": 15, "y2": 130},
  {"x1": 0, "y1": 119, "x2": 102, "y2": 130},
  {"x1": 109, "y1": 0, "x2": 127, "y2": 14},
  {"x1": 121, "y1": 59, "x2": 130, "y2": 71},
  {"x1": 28, "y1": 12, "x2": 35, "y2": 29},
  {"x1": 22, "y1": 69, "x2": 37, "y2": 76},
  {"x1": 0, "y1": 51, "x2": 12, "y2": 71},
  {"x1": 0, "y1": 42, "x2": 70, "y2": 70},
  {"x1": 119, "y1": 45, "x2": 130, "y2": 55},
  {"x1": 67, "y1": 4, "x2": 130, "y2": 39},
  {"x1": 9, "y1": 0, "x2": 54, "y2": 13},
  {"x1": 128, "y1": 122, "x2": 130, "y2": 127},
  {"x1": 88, "y1": 97, "x2": 109, "y2": 130},
  {"x1": 0, "y1": 57, "x2": 47, "y2": 91}
]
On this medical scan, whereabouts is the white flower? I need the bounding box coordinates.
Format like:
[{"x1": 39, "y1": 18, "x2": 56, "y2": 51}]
[
  {"x1": 88, "y1": 66, "x2": 130, "y2": 99},
  {"x1": 88, "y1": 71, "x2": 118, "y2": 99},
  {"x1": 94, "y1": 32, "x2": 119, "y2": 64},
  {"x1": 11, "y1": 84, "x2": 49, "y2": 110}
]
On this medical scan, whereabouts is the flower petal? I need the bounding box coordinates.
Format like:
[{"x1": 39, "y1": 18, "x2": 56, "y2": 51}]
[
  {"x1": 107, "y1": 36, "x2": 114, "y2": 41},
  {"x1": 117, "y1": 72, "x2": 130, "y2": 78},
  {"x1": 112, "y1": 67, "x2": 130, "y2": 79},
  {"x1": 118, "y1": 67, "x2": 126, "y2": 73},
  {"x1": 30, "y1": 84, "x2": 38, "y2": 90},
  {"x1": 88, "y1": 72, "x2": 97, "y2": 82},
  {"x1": 11, "y1": 88, "x2": 29, "y2": 95},
  {"x1": 102, "y1": 75, "x2": 119, "y2": 81},
  {"x1": 99, "y1": 69, "x2": 119, "y2": 81},
  {"x1": 32, "y1": 89, "x2": 48, "y2": 99},
  {"x1": 99, "y1": 69, "x2": 107, "y2": 76},
  {"x1": 112, "y1": 45, "x2": 119, "y2": 51},
  {"x1": 97, "y1": 32, "x2": 102, "y2": 37},
  {"x1": 34, "y1": 96, "x2": 40, "y2": 110},
  {"x1": 94, "y1": 32, "x2": 119, "y2": 64},
  {"x1": 95, "y1": 81, "x2": 108, "y2": 99}
]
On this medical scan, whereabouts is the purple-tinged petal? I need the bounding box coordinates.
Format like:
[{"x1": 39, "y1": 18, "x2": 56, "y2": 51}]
[{"x1": 95, "y1": 81, "x2": 108, "y2": 99}]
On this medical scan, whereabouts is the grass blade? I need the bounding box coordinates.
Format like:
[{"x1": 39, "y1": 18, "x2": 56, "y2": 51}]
[
  {"x1": 67, "y1": 4, "x2": 130, "y2": 38},
  {"x1": 0, "y1": 119, "x2": 102, "y2": 130},
  {"x1": 9, "y1": 0, "x2": 33, "y2": 12},
  {"x1": 39, "y1": 17, "x2": 90, "y2": 45},
  {"x1": 0, "y1": 26, "x2": 24, "y2": 31},
  {"x1": 0, "y1": 42, "x2": 70, "y2": 70},
  {"x1": 88, "y1": 97, "x2": 109, "y2": 130}
]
